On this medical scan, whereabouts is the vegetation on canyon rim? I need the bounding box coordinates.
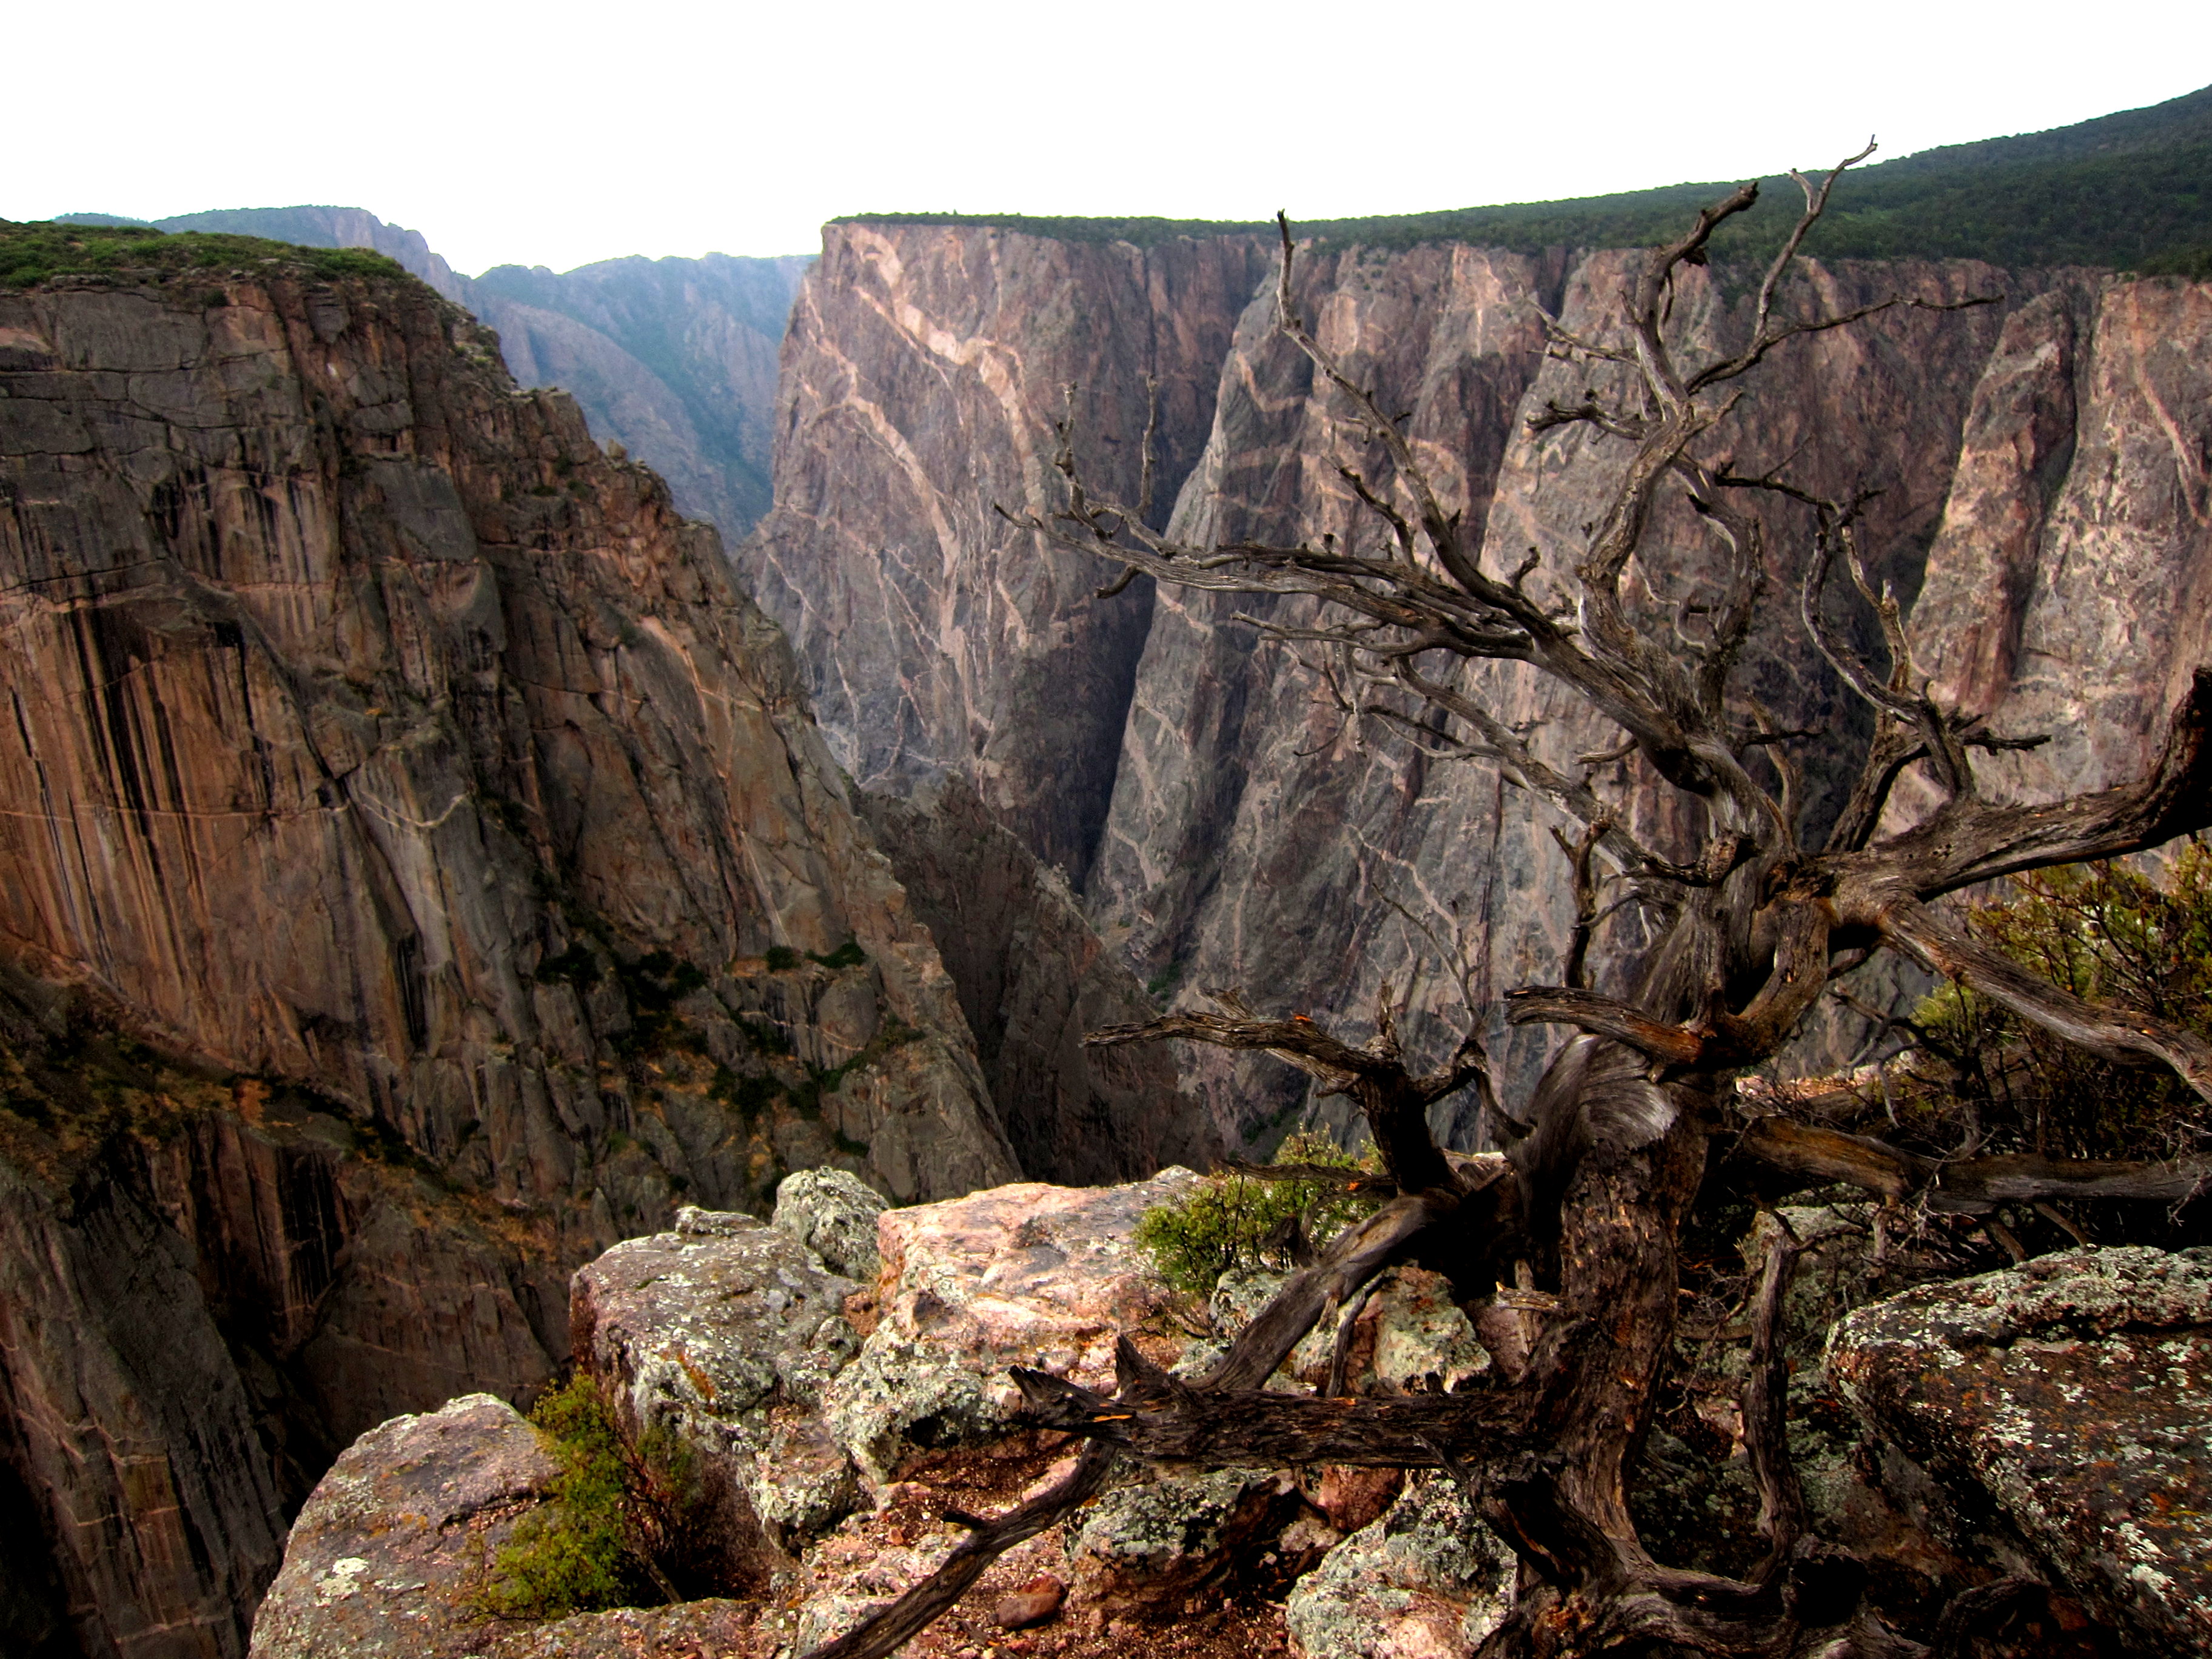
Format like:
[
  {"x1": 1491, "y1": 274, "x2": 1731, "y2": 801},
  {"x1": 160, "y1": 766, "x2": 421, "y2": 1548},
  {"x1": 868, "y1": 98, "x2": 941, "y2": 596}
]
[
  {"x1": 0, "y1": 220, "x2": 402, "y2": 288},
  {"x1": 1135, "y1": 1132, "x2": 1379, "y2": 1295},
  {"x1": 802, "y1": 141, "x2": 2212, "y2": 1659},
  {"x1": 475, "y1": 1373, "x2": 702, "y2": 1621},
  {"x1": 849, "y1": 85, "x2": 2212, "y2": 273}
]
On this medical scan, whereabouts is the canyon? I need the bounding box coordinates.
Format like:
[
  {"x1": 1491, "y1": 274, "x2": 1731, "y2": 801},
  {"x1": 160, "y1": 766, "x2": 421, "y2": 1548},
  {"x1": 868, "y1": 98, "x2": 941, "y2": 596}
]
[
  {"x1": 746, "y1": 230, "x2": 2211, "y2": 1146},
  {"x1": 5, "y1": 98, "x2": 2210, "y2": 1658},
  {"x1": 0, "y1": 247, "x2": 1143, "y2": 1658}
]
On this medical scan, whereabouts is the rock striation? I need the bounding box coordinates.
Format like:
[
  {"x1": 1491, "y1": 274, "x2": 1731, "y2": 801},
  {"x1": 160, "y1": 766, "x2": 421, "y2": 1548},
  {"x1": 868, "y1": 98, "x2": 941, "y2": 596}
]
[
  {"x1": 741, "y1": 223, "x2": 1271, "y2": 885},
  {"x1": 0, "y1": 251, "x2": 1012, "y2": 1657},
  {"x1": 749, "y1": 224, "x2": 2212, "y2": 1148}
]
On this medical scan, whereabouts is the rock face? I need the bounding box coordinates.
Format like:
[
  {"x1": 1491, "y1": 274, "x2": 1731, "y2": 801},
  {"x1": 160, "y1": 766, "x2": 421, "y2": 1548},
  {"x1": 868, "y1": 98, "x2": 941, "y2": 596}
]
[
  {"x1": 1086, "y1": 246, "x2": 2020, "y2": 1141},
  {"x1": 1907, "y1": 276, "x2": 2212, "y2": 807},
  {"x1": 741, "y1": 224, "x2": 1271, "y2": 885},
  {"x1": 141, "y1": 207, "x2": 809, "y2": 537},
  {"x1": 247, "y1": 1393, "x2": 556, "y2": 1659},
  {"x1": 0, "y1": 253, "x2": 1012, "y2": 1657},
  {"x1": 1829, "y1": 1247, "x2": 2212, "y2": 1656},
  {"x1": 749, "y1": 223, "x2": 2212, "y2": 1149},
  {"x1": 860, "y1": 774, "x2": 1221, "y2": 1184}
]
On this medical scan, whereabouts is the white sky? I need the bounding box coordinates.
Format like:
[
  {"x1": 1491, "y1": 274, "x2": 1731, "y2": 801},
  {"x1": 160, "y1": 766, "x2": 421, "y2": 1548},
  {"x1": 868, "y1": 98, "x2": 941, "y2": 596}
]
[{"x1": 12, "y1": 0, "x2": 2209, "y2": 276}]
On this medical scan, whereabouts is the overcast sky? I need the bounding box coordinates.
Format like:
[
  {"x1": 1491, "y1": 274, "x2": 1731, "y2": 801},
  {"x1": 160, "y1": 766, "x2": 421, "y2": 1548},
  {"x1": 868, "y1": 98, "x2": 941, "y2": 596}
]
[{"x1": 12, "y1": 0, "x2": 2208, "y2": 276}]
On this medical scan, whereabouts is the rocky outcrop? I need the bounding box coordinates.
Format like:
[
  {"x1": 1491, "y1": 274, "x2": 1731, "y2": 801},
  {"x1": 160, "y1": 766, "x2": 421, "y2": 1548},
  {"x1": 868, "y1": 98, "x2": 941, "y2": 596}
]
[
  {"x1": 0, "y1": 252, "x2": 1011, "y2": 1657},
  {"x1": 860, "y1": 774, "x2": 1221, "y2": 1184},
  {"x1": 769, "y1": 1165, "x2": 887, "y2": 1280},
  {"x1": 247, "y1": 1393, "x2": 556, "y2": 1659},
  {"x1": 249, "y1": 1173, "x2": 1499, "y2": 1658},
  {"x1": 132, "y1": 207, "x2": 808, "y2": 537},
  {"x1": 1284, "y1": 1478, "x2": 1515, "y2": 1659},
  {"x1": 825, "y1": 1168, "x2": 1199, "y2": 1484},
  {"x1": 569, "y1": 1206, "x2": 863, "y2": 1549},
  {"x1": 741, "y1": 224, "x2": 1271, "y2": 884},
  {"x1": 1829, "y1": 1247, "x2": 2212, "y2": 1656}
]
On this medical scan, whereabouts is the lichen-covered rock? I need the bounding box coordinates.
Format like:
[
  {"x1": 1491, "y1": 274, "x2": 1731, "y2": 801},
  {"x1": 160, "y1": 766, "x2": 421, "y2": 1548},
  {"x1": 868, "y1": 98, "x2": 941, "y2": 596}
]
[
  {"x1": 247, "y1": 1394, "x2": 555, "y2": 1659},
  {"x1": 1207, "y1": 1264, "x2": 1489, "y2": 1395},
  {"x1": 480, "y1": 1597, "x2": 762, "y2": 1658},
  {"x1": 823, "y1": 1170, "x2": 1201, "y2": 1483},
  {"x1": 1067, "y1": 1467, "x2": 1299, "y2": 1611},
  {"x1": 1829, "y1": 1246, "x2": 2212, "y2": 1656},
  {"x1": 772, "y1": 1168, "x2": 889, "y2": 1281},
  {"x1": 1284, "y1": 1477, "x2": 1515, "y2": 1659},
  {"x1": 571, "y1": 1212, "x2": 862, "y2": 1547}
]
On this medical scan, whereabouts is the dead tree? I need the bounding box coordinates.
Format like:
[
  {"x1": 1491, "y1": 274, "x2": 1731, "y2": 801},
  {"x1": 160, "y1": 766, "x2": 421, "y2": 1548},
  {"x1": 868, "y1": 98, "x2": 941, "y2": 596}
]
[{"x1": 806, "y1": 152, "x2": 2212, "y2": 1658}]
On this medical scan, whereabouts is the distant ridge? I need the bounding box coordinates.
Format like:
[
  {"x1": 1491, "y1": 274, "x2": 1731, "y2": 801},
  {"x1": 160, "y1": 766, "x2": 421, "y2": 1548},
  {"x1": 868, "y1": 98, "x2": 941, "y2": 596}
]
[{"x1": 842, "y1": 82, "x2": 2212, "y2": 275}]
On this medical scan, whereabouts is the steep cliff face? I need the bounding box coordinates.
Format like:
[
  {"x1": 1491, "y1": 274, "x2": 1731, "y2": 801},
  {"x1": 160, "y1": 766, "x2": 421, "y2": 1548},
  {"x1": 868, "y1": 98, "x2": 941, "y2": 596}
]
[
  {"x1": 1087, "y1": 247, "x2": 2024, "y2": 1141},
  {"x1": 757, "y1": 227, "x2": 2136, "y2": 1145},
  {"x1": 741, "y1": 224, "x2": 1270, "y2": 884},
  {"x1": 1907, "y1": 275, "x2": 2212, "y2": 803},
  {"x1": 858, "y1": 775, "x2": 1221, "y2": 1185},
  {"x1": 133, "y1": 207, "x2": 809, "y2": 537},
  {"x1": 0, "y1": 255, "x2": 1013, "y2": 1657}
]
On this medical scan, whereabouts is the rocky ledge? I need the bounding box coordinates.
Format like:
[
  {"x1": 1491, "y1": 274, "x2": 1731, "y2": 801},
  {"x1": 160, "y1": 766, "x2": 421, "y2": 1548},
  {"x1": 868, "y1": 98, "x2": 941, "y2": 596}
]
[{"x1": 249, "y1": 1178, "x2": 2212, "y2": 1658}]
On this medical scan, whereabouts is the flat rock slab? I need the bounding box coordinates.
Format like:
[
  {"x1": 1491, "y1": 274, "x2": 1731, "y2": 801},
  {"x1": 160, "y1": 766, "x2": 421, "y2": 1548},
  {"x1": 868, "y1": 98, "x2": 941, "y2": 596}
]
[
  {"x1": 248, "y1": 1393, "x2": 555, "y2": 1659},
  {"x1": 1829, "y1": 1245, "x2": 2212, "y2": 1657}
]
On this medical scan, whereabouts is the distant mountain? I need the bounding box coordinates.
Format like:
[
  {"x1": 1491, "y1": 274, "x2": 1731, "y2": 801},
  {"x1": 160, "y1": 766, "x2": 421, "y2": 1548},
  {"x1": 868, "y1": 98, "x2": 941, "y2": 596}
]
[
  {"x1": 50, "y1": 206, "x2": 811, "y2": 537},
  {"x1": 847, "y1": 81, "x2": 2212, "y2": 274}
]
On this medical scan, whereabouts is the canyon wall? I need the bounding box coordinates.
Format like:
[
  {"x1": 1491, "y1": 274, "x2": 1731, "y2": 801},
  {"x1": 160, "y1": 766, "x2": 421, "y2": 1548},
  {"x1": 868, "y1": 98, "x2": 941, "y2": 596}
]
[
  {"x1": 740, "y1": 224, "x2": 1271, "y2": 884},
  {"x1": 144, "y1": 207, "x2": 809, "y2": 537},
  {"x1": 750, "y1": 228, "x2": 2212, "y2": 1148},
  {"x1": 0, "y1": 255, "x2": 1011, "y2": 1657}
]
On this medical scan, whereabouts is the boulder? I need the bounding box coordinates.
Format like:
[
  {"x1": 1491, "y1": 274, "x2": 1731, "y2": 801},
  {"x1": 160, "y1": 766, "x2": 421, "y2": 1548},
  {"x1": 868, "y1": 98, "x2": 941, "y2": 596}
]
[
  {"x1": 1829, "y1": 1245, "x2": 2212, "y2": 1656},
  {"x1": 823, "y1": 1170, "x2": 1201, "y2": 1483},
  {"x1": 771, "y1": 1168, "x2": 889, "y2": 1281},
  {"x1": 571, "y1": 1210, "x2": 862, "y2": 1549},
  {"x1": 1067, "y1": 1467, "x2": 1300, "y2": 1612},
  {"x1": 247, "y1": 1394, "x2": 555, "y2": 1659},
  {"x1": 1284, "y1": 1477, "x2": 1516, "y2": 1659}
]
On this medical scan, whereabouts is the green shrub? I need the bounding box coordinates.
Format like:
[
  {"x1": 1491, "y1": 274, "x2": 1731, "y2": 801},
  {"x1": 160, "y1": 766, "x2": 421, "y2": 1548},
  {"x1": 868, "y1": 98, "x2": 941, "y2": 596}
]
[
  {"x1": 763, "y1": 944, "x2": 801, "y2": 972},
  {"x1": 1134, "y1": 1133, "x2": 1379, "y2": 1296},
  {"x1": 477, "y1": 1373, "x2": 697, "y2": 1621},
  {"x1": 808, "y1": 938, "x2": 867, "y2": 971},
  {"x1": 1914, "y1": 837, "x2": 2212, "y2": 1165}
]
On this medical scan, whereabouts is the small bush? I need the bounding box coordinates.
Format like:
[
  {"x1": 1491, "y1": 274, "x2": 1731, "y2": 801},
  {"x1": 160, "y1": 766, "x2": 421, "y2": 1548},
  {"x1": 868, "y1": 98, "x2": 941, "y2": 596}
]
[
  {"x1": 1915, "y1": 837, "x2": 2212, "y2": 1164},
  {"x1": 763, "y1": 945, "x2": 801, "y2": 972},
  {"x1": 477, "y1": 1373, "x2": 697, "y2": 1621},
  {"x1": 808, "y1": 938, "x2": 867, "y2": 971},
  {"x1": 1134, "y1": 1133, "x2": 1379, "y2": 1296}
]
